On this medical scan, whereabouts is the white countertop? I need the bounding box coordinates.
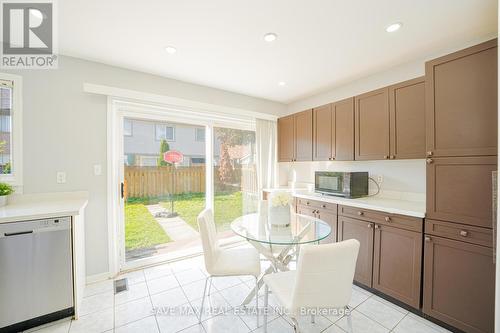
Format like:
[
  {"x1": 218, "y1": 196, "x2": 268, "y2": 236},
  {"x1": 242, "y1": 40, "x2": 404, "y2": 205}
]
[
  {"x1": 0, "y1": 191, "x2": 89, "y2": 224},
  {"x1": 264, "y1": 188, "x2": 425, "y2": 218}
]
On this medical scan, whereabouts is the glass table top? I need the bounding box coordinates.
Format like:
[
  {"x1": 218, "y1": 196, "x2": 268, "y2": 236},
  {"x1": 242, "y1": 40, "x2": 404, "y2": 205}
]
[{"x1": 230, "y1": 212, "x2": 331, "y2": 245}]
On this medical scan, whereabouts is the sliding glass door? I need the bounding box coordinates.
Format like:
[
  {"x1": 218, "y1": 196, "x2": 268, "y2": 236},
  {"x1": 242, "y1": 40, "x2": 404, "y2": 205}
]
[
  {"x1": 119, "y1": 115, "x2": 257, "y2": 269},
  {"x1": 122, "y1": 117, "x2": 206, "y2": 263},
  {"x1": 213, "y1": 127, "x2": 257, "y2": 238}
]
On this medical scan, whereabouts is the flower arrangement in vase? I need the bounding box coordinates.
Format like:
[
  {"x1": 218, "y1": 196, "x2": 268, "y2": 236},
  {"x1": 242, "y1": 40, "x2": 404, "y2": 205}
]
[{"x1": 268, "y1": 191, "x2": 292, "y2": 227}]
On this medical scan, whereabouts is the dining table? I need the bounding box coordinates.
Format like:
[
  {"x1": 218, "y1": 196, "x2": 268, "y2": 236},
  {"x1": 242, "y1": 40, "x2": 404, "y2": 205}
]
[{"x1": 230, "y1": 210, "x2": 332, "y2": 306}]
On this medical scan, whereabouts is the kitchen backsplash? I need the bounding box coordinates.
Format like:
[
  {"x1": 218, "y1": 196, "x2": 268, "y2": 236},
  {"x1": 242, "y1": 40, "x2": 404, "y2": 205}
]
[{"x1": 278, "y1": 159, "x2": 426, "y2": 201}]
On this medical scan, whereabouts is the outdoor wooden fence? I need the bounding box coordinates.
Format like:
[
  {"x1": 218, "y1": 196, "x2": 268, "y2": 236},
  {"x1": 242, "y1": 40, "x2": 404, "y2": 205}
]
[{"x1": 124, "y1": 165, "x2": 257, "y2": 199}]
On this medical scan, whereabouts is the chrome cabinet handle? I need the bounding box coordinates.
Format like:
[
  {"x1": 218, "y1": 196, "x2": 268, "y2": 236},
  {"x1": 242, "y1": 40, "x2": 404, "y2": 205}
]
[
  {"x1": 383, "y1": 155, "x2": 389, "y2": 159},
  {"x1": 367, "y1": 224, "x2": 372, "y2": 228},
  {"x1": 385, "y1": 216, "x2": 391, "y2": 222},
  {"x1": 426, "y1": 158, "x2": 433, "y2": 164},
  {"x1": 390, "y1": 155, "x2": 395, "y2": 159},
  {"x1": 358, "y1": 211, "x2": 364, "y2": 216},
  {"x1": 375, "y1": 224, "x2": 380, "y2": 229},
  {"x1": 459, "y1": 230, "x2": 468, "y2": 237},
  {"x1": 425, "y1": 236, "x2": 431, "y2": 242},
  {"x1": 427, "y1": 151, "x2": 433, "y2": 157}
]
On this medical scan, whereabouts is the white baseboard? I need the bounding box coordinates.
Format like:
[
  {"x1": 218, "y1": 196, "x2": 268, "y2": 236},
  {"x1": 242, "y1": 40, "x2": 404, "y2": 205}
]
[{"x1": 86, "y1": 271, "x2": 113, "y2": 284}]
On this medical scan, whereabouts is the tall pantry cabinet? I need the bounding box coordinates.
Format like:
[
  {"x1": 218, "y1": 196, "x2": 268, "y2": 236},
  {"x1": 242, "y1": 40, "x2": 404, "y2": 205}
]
[{"x1": 423, "y1": 39, "x2": 497, "y2": 333}]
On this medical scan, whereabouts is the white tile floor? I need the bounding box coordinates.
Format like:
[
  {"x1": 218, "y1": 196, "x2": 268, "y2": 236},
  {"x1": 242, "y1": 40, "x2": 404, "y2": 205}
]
[{"x1": 26, "y1": 255, "x2": 452, "y2": 333}]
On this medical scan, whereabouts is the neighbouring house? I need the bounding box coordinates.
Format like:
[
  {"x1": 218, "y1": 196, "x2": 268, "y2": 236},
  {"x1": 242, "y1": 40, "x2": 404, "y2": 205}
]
[{"x1": 123, "y1": 118, "x2": 255, "y2": 167}]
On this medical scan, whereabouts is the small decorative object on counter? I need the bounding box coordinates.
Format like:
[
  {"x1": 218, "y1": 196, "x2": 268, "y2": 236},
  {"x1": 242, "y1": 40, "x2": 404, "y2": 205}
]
[
  {"x1": 0, "y1": 182, "x2": 14, "y2": 207},
  {"x1": 268, "y1": 191, "x2": 292, "y2": 227}
]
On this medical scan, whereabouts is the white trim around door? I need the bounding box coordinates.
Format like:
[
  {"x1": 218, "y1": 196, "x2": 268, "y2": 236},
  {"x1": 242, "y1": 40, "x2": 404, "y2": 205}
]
[{"x1": 107, "y1": 97, "x2": 256, "y2": 274}]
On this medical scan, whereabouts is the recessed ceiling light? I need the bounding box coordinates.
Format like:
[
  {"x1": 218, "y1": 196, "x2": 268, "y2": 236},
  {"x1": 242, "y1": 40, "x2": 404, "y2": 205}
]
[
  {"x1": 264, "y1": 33, "x2": 277, "y2": 42},
  {"x1": 278, "y1": 81, "x2": 286, "y2": 86},
  {"x1": 385, "y1": 22, "x2": 402, "y2": 33},
  {"x1": 165, "y1": 46, "x2": 177, "y2": 54}
]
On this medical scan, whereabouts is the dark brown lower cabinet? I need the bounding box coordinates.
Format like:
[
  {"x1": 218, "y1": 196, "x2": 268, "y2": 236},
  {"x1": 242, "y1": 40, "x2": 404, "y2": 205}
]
[
  {"x1": 373, "y1": 224, "x2": 422, "y2": 308},
  {"x1": 297, "y1": 204, "x2": 337, "y2": 243},
  {"x1": 423, "y1": 235, "x2": 495, "y2": 333},
  {"x1": 316, "y1": 210, "x2": 337, "y2": 243},
  {"x1": 338, "y1": 216, "x2": 374, "y2": 287}
]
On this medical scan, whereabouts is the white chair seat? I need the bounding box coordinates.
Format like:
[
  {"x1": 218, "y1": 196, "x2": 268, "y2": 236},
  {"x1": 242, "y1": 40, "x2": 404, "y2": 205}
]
[
  {"x1": 263, "y1": 270, "x2": 295, "y2": 310},
  {"x1": 212, "y1": 247, "x2": 261, "y2": 277},
  {"x1": 263, "y1": 240, "x2": 360, "y2": 333}
]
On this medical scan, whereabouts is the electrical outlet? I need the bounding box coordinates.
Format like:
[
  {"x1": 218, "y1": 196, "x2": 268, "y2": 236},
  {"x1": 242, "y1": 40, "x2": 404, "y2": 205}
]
[
  {"x1": 377, "y1": 175, "x2": 383, "y2": 184},
  {"x1": 56, "y1": 171, "x2": 66, "y2": 184},
  {"x1": 94, "y1": 164, "x2": 102, "y2": 176}
]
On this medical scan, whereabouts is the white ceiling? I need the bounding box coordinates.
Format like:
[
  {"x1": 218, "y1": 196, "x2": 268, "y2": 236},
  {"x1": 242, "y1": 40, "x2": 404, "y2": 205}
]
[{"x1": 59, "y1": 0, "x2": 498, "y2": 103}]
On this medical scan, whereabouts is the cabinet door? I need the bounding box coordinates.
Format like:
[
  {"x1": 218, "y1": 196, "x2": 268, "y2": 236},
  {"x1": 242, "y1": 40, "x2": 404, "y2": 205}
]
[
  {"x1": 338, "y1": 216, "x2": 374, "y2": 287},
  {"x1": 316, "y1": 210, "x2": 337, "y2": 244},
  {"x1": 426, "y1": 39, "x2": 497, "y2": 157},
  {"x1": 313, "y1": 104, "x2": 333, "y2": 161},
  {"x1": 278, "y1": 115, "x2": 295, "y2": 162},
  {"x1": 423, "y1": 236, "x2": 495, "y2": 333},
  {"x1": 294, "y1": 110, "x2": 313, "y2": 161},
  {"x1": 373, "y1": 224, "x2": 422, "y2": 308},
  {"x1": 389, "y1": 77, "x2": 426, "y2": 159},
  {"x1": 333, "y1": 98, "x2": 355, "y2": 161},
  {"x1": 296, "y1": 205, "x2": 316, "y2": 217},
  {"x1": 355, "y1": 88, "x2": 390, "y2": 160},
  {"x1": 426, "y1": 156, "x2": 497, "y2": 228}
]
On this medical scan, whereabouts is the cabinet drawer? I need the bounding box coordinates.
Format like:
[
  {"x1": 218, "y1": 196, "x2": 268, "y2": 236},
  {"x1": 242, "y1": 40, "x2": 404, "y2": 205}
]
[
  {"x1": 338, "y1": 205, "x2": 422, "y2": 232},
  {"x1": 425, "y1": 219, "x2": 493, "y2": 248},
  {"x1": 296, "y1": 198, "x2": 337, "y2": 213}
]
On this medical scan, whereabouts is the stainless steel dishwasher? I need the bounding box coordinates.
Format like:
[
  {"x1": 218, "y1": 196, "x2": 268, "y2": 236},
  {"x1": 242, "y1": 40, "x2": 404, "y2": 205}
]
[{"x1": 0, "y1": 217, "x2": 74, "y2": 332}]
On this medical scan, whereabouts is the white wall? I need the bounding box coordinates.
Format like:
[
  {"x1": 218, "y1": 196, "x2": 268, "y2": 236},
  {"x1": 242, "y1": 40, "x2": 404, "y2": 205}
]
[
  {"x1": 2, "y1": 55, "x2": 285, "y2": 277},
  {"x1": 279, "y1": 160, "x2": 426, "y2": 198},
  {"x1": 287, "y1": 34, "x2": 497, "y2": 114}
]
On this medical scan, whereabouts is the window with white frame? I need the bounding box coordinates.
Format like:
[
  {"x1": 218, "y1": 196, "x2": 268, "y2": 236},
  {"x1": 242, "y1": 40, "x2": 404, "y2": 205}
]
[
  {"x1": 0, "y1": 75, "x2": 22, "y2": 186},
  {"x1": 123, "y1": 119, "x2": 133, "y2": 136},
  {"x1": 195, "y1": 127, "x2": 205, "y2": 142},
  {"x1": 155, "y1": 124, "x2": 175, "y2": 141}
]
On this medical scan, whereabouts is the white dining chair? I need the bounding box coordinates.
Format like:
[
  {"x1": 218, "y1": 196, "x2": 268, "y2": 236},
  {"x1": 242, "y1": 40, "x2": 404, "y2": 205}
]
[
  {"x1": 197, "y1": 208, "x2": 261, "y2": 323},
  {"x1": 263, "y1": 239, "x2": 360, "y2": 333}
]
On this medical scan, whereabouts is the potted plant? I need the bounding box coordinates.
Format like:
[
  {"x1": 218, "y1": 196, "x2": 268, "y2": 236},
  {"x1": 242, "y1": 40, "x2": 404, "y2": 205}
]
[{"x1": 0, "y1": 182, "x2": 14, "y2": 207}]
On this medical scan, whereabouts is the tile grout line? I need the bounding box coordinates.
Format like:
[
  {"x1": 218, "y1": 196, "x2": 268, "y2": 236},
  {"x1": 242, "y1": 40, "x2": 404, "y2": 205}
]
[
  {"x1": 389, "y1": 312, "x2": 409, "y2": 332},
  {"x1": 170, "y1": 267, "x2": 208, "y2": 332}
]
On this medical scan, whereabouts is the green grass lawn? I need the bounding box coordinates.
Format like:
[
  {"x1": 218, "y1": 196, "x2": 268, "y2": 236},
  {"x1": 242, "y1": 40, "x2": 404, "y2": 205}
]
[
  {"x1": 160, "y1": 191, "x2": 250, "y2": 231},
  {"x1": 124, "y1": 203, "x2": 171, "y2": 250},
  {"x1": 125, "y1": 191, "x2": 254, "y2": 251}
]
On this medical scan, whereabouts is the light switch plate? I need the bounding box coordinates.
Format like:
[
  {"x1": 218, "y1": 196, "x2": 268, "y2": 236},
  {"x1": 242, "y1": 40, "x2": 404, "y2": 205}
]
[
  {"x1": 56, "y1": 171, "x2": 66, "y2": 184},
  {"x1": 94, "y1": 164, "x2": 102, "y2": 176}
]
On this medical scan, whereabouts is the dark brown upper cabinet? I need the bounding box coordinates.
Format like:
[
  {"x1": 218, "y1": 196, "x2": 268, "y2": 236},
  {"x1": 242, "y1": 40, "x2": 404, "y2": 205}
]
[
  {"x1": 334, "y1": 98, "x2": 355, "y2": 160},
  {"x1": 278, "y1": 110, "x2": 313, "y2": 162},
  {"x1": 313, "y1": 98, "x2": 355, "y2": 161},
  {"x1": 389, "y1": 77, "x2": 426, "y2": 159},
  {"x1": 423, "y1": 236, "x2": 495, "y2": 333},
  {"x1": 425, "y1": 39, "x2": 498, "y2": 158},
  {"x1": 294, "y1": 110, "x2": 313, "y2": 161},
  {"x1": 278, "y1": 115, "x2": 295, "y2": 162},
  {"x1": 373, "y1": 224, "x2": 422, "y2": 308},
  {"x1": 338, "y1": 216, "x2": 374, "y2": 287},
  {"x1": 313, "y1": 104, "x2": 333, "y2": 161},
  {"x1": 355, "y1": 88, "x2": 390, "y2": 160},
  {"x1": 426, "y1": 156, "x2": 497, "y2": 228}
]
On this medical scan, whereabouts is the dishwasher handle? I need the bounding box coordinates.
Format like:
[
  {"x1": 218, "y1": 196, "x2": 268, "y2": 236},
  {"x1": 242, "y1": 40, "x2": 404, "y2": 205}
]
[{"x1": 4, "y1": 230, "x2": 34, "y2": 237}]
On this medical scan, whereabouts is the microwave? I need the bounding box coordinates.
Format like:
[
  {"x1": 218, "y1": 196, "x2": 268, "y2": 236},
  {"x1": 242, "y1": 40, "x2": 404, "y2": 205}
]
[{"x1": 315, "y1": 171, "x2": 368, "y2": 198}]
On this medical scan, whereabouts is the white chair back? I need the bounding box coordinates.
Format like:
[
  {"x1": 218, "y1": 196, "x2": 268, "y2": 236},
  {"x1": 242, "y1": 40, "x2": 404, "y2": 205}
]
[
  {"x1": 291, "y1": 239, "x2": 360, "y2": 311},
  {"x1": 197, "y1": 209, "x2": 220, "y2": 275}
]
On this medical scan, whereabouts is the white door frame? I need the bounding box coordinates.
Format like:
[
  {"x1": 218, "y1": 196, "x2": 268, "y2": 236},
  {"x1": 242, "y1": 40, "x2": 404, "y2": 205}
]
[{"x1": 107, "y1": 97, "x2": 253, "y2": 274}]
